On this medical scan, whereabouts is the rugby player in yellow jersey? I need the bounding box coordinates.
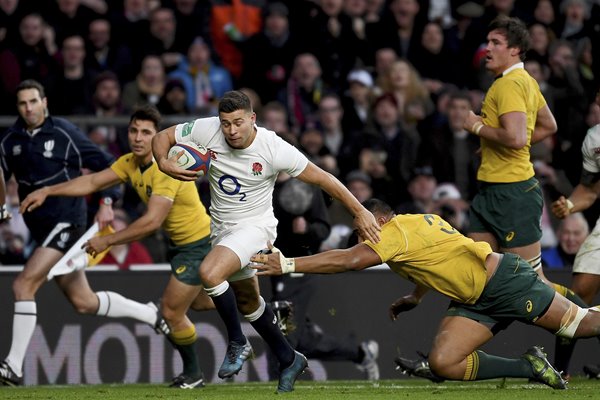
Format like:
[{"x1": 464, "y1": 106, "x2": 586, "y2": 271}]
[
  {"x1": 20, "y1": 106, "x2": 215, "y2": 389},
  {"x1": 252, "y1": 199, "x2": 600, "y2": 389},
  {"x1": 462, "y1": 15, "x2": 588, "y2": 377}
]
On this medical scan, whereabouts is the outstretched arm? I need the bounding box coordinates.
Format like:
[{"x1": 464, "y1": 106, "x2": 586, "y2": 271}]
[
  {"x1": 251, "y1": 242, "x2": 382, "y2": 275},
  {"x1": 0, "y1": 169, "x2": 10, "y2": 222},
  {"x1": 152, "y1": 126, "x2": 200, "y2": 181},
  {"x1": 20, "y1": 169, "x2": 121, "y2": 213},
  {"x1": 295, "y1": 162, "x2": 381, "y2": 243},
  {"x1": 84, "y1": 195, "x2": 172, "y2": 256}
]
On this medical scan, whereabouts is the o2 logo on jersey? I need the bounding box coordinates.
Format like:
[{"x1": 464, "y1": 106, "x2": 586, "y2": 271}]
[{"x1": 218, "y1": 174, "x2": 247, "y2": 201}]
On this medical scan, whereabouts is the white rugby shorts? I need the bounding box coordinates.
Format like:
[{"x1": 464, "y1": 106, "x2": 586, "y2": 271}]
[{"x1": 573, "y1": 221, "x2": 600, "y2": 275}]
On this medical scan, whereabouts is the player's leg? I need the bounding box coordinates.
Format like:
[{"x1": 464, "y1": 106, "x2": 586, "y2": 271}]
[
  {"x1": 160, "y1": 276, "x2": 206, "y2": 388},
  {"x1": 0, "y1": 247, "x2": 62, "y2": 385},
  {"x1": 504, "y1": 241, "x2": 587, "y2": 377},
  {"x1": 572, "y1": 274, "x2": 600, "y2": 305},
  {"x1": 468, "y1": 231, "x2": 499, "y2": 251},
  {"x1": 230, "y1": 275, "x2": 306, "y2": 393},
  {"x1": 199, "y1": 245, "x2": 250, "y2": 378},
  {"x1": 429, "y1": 316, "x2": 564, "y2": 388}
]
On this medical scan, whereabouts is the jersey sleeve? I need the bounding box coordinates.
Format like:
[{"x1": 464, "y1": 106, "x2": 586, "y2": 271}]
[
  {"x1": 110, "y1": 155, "x2": 132, "y2": 182},
  {"x1": 271, "y1": 135, "x2": 309, "y2": 177},
  {"x1": 174, "y1": 117, "x2": 221, "y2": 145},
  {"x1": 150, "y1": 169, "x2": 181, "y2": 200},
  {"x1": 59, "y1": 118, "x2": 115, "y2": 171},
  {"x1": 581, "y1": 127, "x2": 600, "y2": 174}
]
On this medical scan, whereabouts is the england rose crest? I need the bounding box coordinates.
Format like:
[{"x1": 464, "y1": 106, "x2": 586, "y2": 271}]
[{"x1": 252, "y1": 162, "x2": 263, "y2": 176}]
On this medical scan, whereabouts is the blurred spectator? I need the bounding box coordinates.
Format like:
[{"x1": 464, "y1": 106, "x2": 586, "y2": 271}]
[
  {"x1": 99, "y1": 208, "x2": 154, "y2": 270},
  {"x1": 298, "y1": 127, "x2": 338, "y2": 175},
  {"x1": 0, "y1": 13, "x2": 59, "y2": 107},
  {"x1": 0, "y1": 0, "x2": 34, "y2": 49},
  {"x1": 542, "y1": 212, "x2": 589, "y2": 268},
  {"x1": 157, "y1": 78, "x2": 189, "y2": 115},
  {"x1": 557, "y1": 0, "x2": 592, "y2": 46},
  {"x1": 412, "y1": 21, "x2": 462, "y2": 93},
  {"x1": 363, "y1": 93, "x2": 420, "y2": 185},
  {"x1": 358, "y1": 147, "x2": 400, "y2": 207},
  {"x1": 303, "y1": 0, "x2": 368, "y2": 92},
  {"x1": 240, "y1": 87, "x2": 262, "y2": 117},
  {"x1": 142, "y1": 7, "x2": 186, "y2": 72},
  {"x1": 342, "y1": 69, "x2": 375, "y2": 134},
  {"x1": 84, "y1": 18, "x2": 134, "y2": 84},
  {"x1": 430, "y1": 182, "x2": 470, "y2": 232},
  {"x1": 48, "y1": 35, "x2": 94, "y2": 115},
  {"x1": 377, "y1": 59, "x2": 434, "y2": 128},
  {"x1": 261, "y1": 101, "x2": 291, "y2": 137},
  {"x1": 109, "y1": 0, "x2": 152, "y2": 54},
  {"x1": 278, "y1": 52, "x2": 325, "y2": 135},
  {"x1": 240, "y1": 2, "x2": 300, "y2": 103},
  {"x1": 546, "y1": 39, "x2": 588, "y2": 185},
  {"x1": 533, "y1": 0, "x2": 556, "y2": 27},
  {"x1": 527, "y1": 22, "x2": 555, "y2": 66},
  {"x1": 209, "y1": 0, "x2": 263, "y2": 80},
  {"x1": 168, "y1": 0, "x2": 211, "y2": 53},
  {"x1": 396, "y1": 166, "x2": 437, "y2": 214},
  {"x1": 46, "y1": 0, "x2": 102, "y2": 46},
  {"x1": 169, "y1": 36, "x2": 232, "y2": 115},
  {"x1": 122, "y1": 54, "x2": 166, "y2": 112},
  {"x1": 373, "y1": 46, "x2": 399, "y2": 84},
  {"x1": 89, "y1": 71, "x2": 127, "y2": 156},
  {"x1": 419, "y1": 90, "x2": 480, "y2": 200},
  {"x1": 367, "y1": 0, "x2": 424, "y2": 63},
  {"x1": 364, "y1": 0, "x2": 385, "y2": 23},
  {"x1": 0, "y1": 228, "x2": 27, "y2": 265}
]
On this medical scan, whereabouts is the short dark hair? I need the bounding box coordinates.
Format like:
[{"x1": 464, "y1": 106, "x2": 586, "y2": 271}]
[
  {"x1": 362, "y1": 198, "x2": 393, "y2": 216},
  {"x1": 130, "y1": 105, "x2": 162, "y2": 130},
  {"x1": 449, "y1": 90, "x2": 471, "y2": 104},
  {"x1": 16, "y1": 79, "x2": 46, "y2": 99},
  {"x1": 488, "y1": 15, "x2": 530, "y2": 60},
  {"x1": 218, "y1": 90, "x2": 253, "y2": 114}
]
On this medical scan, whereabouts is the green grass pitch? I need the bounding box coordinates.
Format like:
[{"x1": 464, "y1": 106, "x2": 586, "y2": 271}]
[{"x1": 2, "y1": 378, "x2": 600, "y2": 400}]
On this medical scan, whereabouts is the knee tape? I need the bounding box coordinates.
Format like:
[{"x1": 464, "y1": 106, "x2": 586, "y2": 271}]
[
  {"x1": 556, "y1": 303, "x2": 588, "y2": 338},
  {"x1": 204, "y1": 281, "x2": 229, "y2": 297}
]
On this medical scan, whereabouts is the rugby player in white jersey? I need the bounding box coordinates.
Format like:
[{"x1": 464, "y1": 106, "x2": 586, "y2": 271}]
[{"x1": 152, "y1": 90, "x2": 381, "y2": 392}]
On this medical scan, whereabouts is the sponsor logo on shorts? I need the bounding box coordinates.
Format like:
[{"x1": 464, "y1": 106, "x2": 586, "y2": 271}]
[
  {"x1": 176, "y1": 265, "x2": 187, "y2": 274},
  {"x1": 57, "y1": 232, "x2": 70, "y2": 249},
  {"x1": 526, "y1": 300, "x2": 533, "y2": 313},
  {"x1": 505, "y1": 231, "x2": 515, "y2": 242}
]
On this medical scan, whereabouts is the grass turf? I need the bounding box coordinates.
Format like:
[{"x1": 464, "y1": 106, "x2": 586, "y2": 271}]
[{"x1": 1, "y1": 377, "x2": 599, "y2": 399}]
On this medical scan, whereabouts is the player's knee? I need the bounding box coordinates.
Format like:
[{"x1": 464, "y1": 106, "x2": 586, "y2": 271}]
[
  {"x1": 556, "y1": 303, "x2": 588, "y2": 338},
  {"x1": 12, "y1": 274, "x2": 41, "y2": 299},
  {"x1": 70, "y1": 294, "x2": 98, "y2": 315},
  {"x1": 428, "y1": 351, "x2": 454, "y2": 378},
  {"x1": 200, "y1": 268, "x2": 228, "y2": 287}
]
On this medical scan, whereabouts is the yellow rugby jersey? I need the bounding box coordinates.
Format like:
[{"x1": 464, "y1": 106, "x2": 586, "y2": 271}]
[
  {"x1": 111, "y1": 154, "x2": 210, "y2": 245},
  {"x1": 478, "y1": 67, "x2": 546, "y2": 182},
  {"x1": 364, "y1": 214, "x2": 492, "y2": 304}
]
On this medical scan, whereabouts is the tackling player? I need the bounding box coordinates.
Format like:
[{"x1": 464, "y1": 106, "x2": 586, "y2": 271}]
[{"x1": 252, "y1": 198, "x2": 600, "y2": 390}]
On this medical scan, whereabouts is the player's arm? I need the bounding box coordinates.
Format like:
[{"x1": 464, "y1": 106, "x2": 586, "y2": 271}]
[
  {"x1": 0, "y1": 168, "x2": 10, "y2": 222},
  {"x1": 464, "y1": 110, "x2": 528, "y2": 149},
  {"x1": 295, "y1": 162, "x2": 381, "y2": 243},
  {"x1": 551, "y1": 180, "x2": 600, "y2": 218},
  {"x1": 252, "y1": 242, "x2": 382, "y2": 275},
  {"x1": 84, "y1": 195, "x2": 172, "y2": 256},
  {"x1": 20, "y1": 168, "x2": 121, "y2": 213},
  {"x1": 531, "y1": 104, "x2": 557, "y2": 144},
  {"x1": 152, "y1": 125, "x2": 199, "y2": 181},
  {"x1": 389, "y1": 284, "x2": 430, "y2": 321}
]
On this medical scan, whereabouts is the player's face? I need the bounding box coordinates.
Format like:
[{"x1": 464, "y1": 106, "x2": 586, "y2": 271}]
[
  {"x1": 219, "y1": 109, "x2": 256, "y2": 149},
  {"x1": 485, "y1": 30, "x2": 521, "y2": 75},
  {"x1": 128, "y1": 118, "x2": 157, "y2": 163},
  {"x1": 16, "y1": 88, "x2": 47, "y2": 130}
]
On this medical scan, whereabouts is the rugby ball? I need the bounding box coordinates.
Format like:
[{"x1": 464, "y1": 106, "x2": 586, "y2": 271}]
[{"x1": 168, "y1": 142, "x2": 211, "y2": 176}]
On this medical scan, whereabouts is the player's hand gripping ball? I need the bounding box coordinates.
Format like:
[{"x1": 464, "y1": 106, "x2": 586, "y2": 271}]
[{"x1": 168, "y1": 142, "x2": 211, "y2": 176}]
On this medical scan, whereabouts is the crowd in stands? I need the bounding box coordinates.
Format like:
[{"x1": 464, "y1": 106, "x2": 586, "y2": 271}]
[{"x1": 1, "y1": 0, "x2": 599, "y2": 269}]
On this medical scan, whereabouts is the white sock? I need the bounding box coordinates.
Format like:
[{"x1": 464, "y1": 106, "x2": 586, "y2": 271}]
[
  {"x1": 6, "y1": 301, "x2": 37, "y2": 376},
  {"x1": 95, "y1": 291, "x2": 156, "y2": 325}
]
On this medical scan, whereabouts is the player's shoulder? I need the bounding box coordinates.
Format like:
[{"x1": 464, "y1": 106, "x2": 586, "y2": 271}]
[{"x1": 49, "y1": 116, "x2": 79, "y2": 133}]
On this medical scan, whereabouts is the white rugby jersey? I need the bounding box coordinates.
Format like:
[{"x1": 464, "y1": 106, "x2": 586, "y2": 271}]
[
  {"x1": 174, "y1": 117, "x2": 309, "y2": 227},
  {"x1": 581, "y1": 124, "x2": 600, "y2": 174}
]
